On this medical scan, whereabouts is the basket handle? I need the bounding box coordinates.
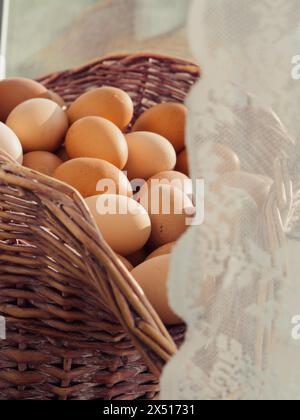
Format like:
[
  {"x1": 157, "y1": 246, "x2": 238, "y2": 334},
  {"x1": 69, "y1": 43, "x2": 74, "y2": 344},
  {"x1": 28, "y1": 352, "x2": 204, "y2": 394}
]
[
  {"x1": 0, "y1": 150, "x2": 177, "y2": 378},
  {"x1": 63, "y1": 193, "x2": 178, "y2": 379}
]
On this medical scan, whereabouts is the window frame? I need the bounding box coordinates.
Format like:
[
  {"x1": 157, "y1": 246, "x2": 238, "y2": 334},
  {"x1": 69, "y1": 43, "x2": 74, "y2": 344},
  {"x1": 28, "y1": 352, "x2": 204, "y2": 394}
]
[{"x1": 0, "y1": 0, "x2": 9, "y2": 77}]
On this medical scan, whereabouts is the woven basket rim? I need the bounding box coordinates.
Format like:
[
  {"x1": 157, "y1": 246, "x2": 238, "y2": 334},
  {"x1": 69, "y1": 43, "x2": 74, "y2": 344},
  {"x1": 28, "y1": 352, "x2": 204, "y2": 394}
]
[
  {"x1": 38, "y1": 51, "x2": 200, "y2": 81},
  {"x1": 0, "y1": 147, "x2": 178, "y2": 377}
]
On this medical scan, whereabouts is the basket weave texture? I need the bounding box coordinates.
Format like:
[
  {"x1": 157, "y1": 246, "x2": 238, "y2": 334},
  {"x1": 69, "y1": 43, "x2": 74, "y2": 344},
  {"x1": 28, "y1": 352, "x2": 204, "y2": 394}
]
[{"x1": 0, "y1": 53, "x2": 200, "y2": 400}]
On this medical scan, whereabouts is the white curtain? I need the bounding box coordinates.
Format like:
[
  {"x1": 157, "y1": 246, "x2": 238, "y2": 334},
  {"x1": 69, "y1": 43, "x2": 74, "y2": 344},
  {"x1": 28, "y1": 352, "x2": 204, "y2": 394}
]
[{"x1": 161, "y1": 0, "x2": 300, "y2": 401}]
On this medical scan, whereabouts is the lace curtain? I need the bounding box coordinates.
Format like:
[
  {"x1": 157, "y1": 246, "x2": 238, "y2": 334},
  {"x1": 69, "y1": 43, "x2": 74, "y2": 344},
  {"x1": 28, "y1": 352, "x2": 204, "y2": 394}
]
[{"x1": 161, "y1": 0, "x2": 300, "y2": 401}]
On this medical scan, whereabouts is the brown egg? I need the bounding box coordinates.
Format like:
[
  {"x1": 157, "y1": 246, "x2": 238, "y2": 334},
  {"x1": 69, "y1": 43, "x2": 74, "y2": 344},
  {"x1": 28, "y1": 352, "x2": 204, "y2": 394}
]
[
  {"x1": 65, "y1": 116, "x2": 128, "y2": 169},
  {"x1": 133, "y1": 103, "x2": 187, "y2": 153},
  {"x1": 53, "y1": 158, "x2": 132, "y2": 198},
  {"x1": 176, "y1": 149, "x2": 189, "y2": 176},
  {"x1": 67, "y1": 87, "x2": 134, "y2": 129},
  {"x1": 0, "y1": 78, "x2": 48, "y2": 122},
  {"x1": 85, "y1": 194, "x2": 151, "y2": 256},
  {"x1": 23, "y1": 151, "x2": 63, "y2": 176},
  {"x1": 0, "y1": 122, "x2": 23, "y2": 163},
  {"x1": 138, "y1": 170, "x2": 193, "y2": 201},
  {"x1": 6, "y1": 98, "x2": 69, "y2": 153},
  {"x1": 198, "y1": 142, "x2": 241, "y2": 177},
  {"x1": 217, "y1": 171, "x2": 273, "y2": 209},
  {"x1": 132, "y1": 255, "x2": 182, "y2": 325},
  {"x1": 124, "y1": 132, "x2": 176, "y2": 181},
  {"x1": 140, "y1": 184, "x2": 194, "y2": 248},
  {"x1": 146, "y1": 242, "x2": 176, "y2": 261},
  {"x1": 56, "y1": 147, "x2": 69, "y2": 162},
  {"x1": 116, "y1": 254, "x2": 134, "y2": 272},
  {"x1": 47, "y1": 90, "x2": 65, "y2": 108}
]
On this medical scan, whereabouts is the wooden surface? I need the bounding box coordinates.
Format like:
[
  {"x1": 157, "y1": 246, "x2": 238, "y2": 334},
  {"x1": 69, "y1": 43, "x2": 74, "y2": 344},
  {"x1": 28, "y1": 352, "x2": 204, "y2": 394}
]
[{"x1": 6, "y1": 0, "x2": 192, "y2": 78}]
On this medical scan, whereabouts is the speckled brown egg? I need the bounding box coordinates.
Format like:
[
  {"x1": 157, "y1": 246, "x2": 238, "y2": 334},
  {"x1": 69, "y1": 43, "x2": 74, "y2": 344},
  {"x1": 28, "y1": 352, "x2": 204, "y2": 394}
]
[
  {"x1": 23, "y1": 151, "x2": 63, "y2": 176},
  {"x1": 53, "y1": 158, "x2": 133, "y2": 198},
  {"x1": 140, "y1": 184, "x2": 194, "y2": 248},
  {"x1": 67, "y1": 87, "x2": 134, "y2": 130},
  {"x1": 133, "y1": 103, "x2": 187, "y2": 153},
  {"x1": 6, "y1": 98, "x2": 69, "y2": 153},
  {"x1": 65, "y1": 116, "x2": 128, "y2": 169},
  {"x1": 0, "y1": 77, "x2": 48, "y2": 122}
]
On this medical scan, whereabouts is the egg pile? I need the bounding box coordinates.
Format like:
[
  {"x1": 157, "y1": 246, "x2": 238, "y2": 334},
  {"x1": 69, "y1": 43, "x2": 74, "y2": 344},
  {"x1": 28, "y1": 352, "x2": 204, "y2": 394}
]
[{"x1": 0, "y1": 77, "x2": 272, "y2": 326}]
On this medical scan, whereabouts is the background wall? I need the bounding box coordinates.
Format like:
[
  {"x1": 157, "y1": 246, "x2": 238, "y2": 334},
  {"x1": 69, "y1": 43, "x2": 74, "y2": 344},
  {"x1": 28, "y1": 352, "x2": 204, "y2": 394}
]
[{"x1": 6, "y1": 0, "x2": 191, "y2": 78}]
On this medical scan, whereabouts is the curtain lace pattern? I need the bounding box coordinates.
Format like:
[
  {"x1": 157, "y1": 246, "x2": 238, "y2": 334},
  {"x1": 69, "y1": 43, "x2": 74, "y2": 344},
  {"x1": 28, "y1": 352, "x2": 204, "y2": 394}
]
[{"x1": 161, "y1": 0, "x2": 300, "y2": 401}]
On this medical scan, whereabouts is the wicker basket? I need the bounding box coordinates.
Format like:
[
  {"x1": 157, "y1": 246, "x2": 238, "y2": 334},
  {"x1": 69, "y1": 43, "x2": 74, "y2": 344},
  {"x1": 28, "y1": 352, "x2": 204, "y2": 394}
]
[{"x1": 0, "y1": 53, "x2": 200, "y2": 400}]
